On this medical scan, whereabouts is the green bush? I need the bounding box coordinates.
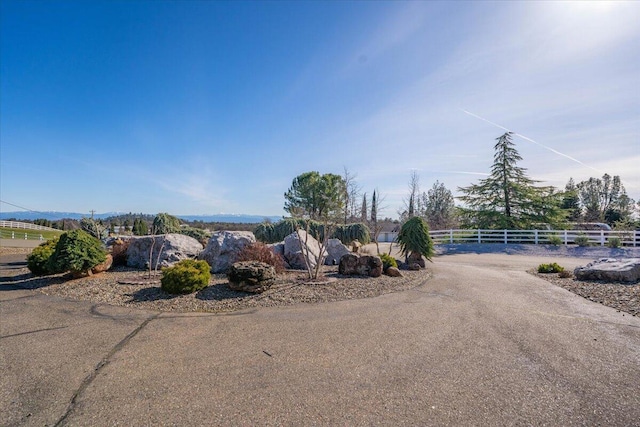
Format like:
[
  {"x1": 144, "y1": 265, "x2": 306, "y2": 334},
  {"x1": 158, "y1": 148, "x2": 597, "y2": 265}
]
[
  {"x1": 27, "y1": 237, "x2": 61, "y2": 275},
  {"x1": 255, "y1": 219, "x2": 371, "y2": 245},
  {"x1": 574, "y1": 235, "x2": 591, "y2": 247},
  {"x1": 333, "y1": 223, "x2": 371, "y2": 245},
  {"x1": 152, "y1": 212, "x2": 181, "y2": 234},
  {"x1": 161, "y1": 259, "x2": 211, "y2": 294},
  {"x1": 607, "y1": 237, "x2": 622, "y2": 248},
  {"x1": 48, "y1": 230, "x2": 107, "y2": 275},
  {"x1": 179, "y1": 227, "x2": 211, "y2": 245},
  {"x1": 396, "y1": 217, "x2": 434, "y2": 261},
  {"x1": 537, "y1": 262, "x2": 565, "y2": 273},
  {"x1": 379, "y1": 253, "x2": 398, "y2": 271},
  {"x1": 547, "y1": 235, "x2": 562, "y2": 246}
]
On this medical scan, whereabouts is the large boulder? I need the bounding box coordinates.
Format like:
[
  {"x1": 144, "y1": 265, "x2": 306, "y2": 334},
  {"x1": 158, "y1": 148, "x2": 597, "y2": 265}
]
[
  {"x1": 227, "y1": 261, "x2": 276, "y2": 293},
  {"x1": 338, "y1": 254, "x2": 383, "y2": 278},
  {"x1": 574, "y1": 258, "x2": 640, "y2": 283},
  {"x1": 284, "y1": 230, "x2": 327, "y2": 270},
  {"x1": 324, "y1": 238, "x2": 351, "y2": 265},
  {"x1": 199, "y1": 231, "x2": 256, "y2": 274},
  {"x1": 126, "y1": 234, "x2": 203, "y2": 269}
]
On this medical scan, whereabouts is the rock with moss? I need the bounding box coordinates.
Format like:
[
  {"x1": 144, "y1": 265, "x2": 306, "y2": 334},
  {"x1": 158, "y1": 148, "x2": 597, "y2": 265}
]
[{"x1": 227, "y1": 261, "x2": 277, "y2": 293}]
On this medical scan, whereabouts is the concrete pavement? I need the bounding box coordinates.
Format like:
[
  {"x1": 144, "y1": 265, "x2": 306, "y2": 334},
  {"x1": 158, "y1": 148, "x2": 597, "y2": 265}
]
[{"x1": 1, "y1": 254, "x2": 639, "y2": 426}]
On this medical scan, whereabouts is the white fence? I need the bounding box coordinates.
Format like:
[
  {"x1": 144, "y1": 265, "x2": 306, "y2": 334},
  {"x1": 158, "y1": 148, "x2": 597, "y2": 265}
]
[
  {"x1": 0, "y1": 220, "x2": 58, "y2": 231},
  {"x1": 377, "y1": 229, "x2": 639, "y2": 247}
]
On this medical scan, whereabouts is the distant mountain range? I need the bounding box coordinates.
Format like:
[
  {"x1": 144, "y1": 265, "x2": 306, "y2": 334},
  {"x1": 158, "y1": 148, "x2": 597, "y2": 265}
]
[{"x1": 0, "y1": 211, "x2": 282, "y2": 224}]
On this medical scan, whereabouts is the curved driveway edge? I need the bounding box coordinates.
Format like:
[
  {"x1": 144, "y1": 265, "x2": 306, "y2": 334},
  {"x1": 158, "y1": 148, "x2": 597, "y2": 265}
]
[{"x1": 1, "y1": 253, "x2": 639, "y2": 426}]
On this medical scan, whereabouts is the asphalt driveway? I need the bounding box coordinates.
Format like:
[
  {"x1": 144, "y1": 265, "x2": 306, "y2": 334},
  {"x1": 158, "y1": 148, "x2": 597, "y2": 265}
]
[{"x1": 1, "y1": 253, "x2": 639, "y2": 426}]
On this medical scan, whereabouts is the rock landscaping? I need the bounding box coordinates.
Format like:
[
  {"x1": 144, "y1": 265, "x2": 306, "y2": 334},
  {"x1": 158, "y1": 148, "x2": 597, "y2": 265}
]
[
  {"x1": 574, "y1": 258, "x2": 640, "y2": 283},
  {"x1": 126, "y1": 234, "x2": 203, "y2": 269},
  {"x1": 199, "y1": 231, "x2": 256, "y2": 273},
  {"x1": 2, "y1": 264, "x2": 428, "y2": 313}
]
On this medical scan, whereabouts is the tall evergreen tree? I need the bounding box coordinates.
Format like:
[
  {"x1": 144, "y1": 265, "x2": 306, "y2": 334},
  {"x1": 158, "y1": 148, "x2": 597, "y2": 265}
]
[
  {"x1": 360, "y1": 193, "x2": 368, "y2": 223},
  {"x1": 562, "y1": 178, "x2": 582, "y2": 222},
  {"x1": 458, "y1": 132, "x2": 564, "y2": 229}
]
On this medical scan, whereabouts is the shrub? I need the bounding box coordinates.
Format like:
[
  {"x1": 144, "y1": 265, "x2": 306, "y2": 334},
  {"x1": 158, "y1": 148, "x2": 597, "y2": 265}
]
[
  {"x1": 333, "y1": 223, "x2": 371, "y2": 245},
  {"x1": 379, "y1": 253, "x2": 398, "y2": 271},
  {"x1": 547, "y1": 235, "x2": 562, "y2": 246},
  {"x1": 179, "y1": 227, "x2": 211, "y2": 245},
  {"x1": 607, "y1": 237, "x2": 622, "y2": 248},
  {"x1": 27, "y1": 237, "x2": 60, "y2": 275},
  {"x1": 537, "y1": 262, "x2": 565, "y2": 273},
  {"x1": 558, "y1": 270, "x2": 572, "y2": 278},
  {"x1": 396, "y1": 217, "x2": 434, "y2": 261},
  {"x1": 161, "y1": 259, "x2": 211, "y2": 294},
  {"x1": 48, "y1": 230, "x2": 107, "y2": 275},
  {"x1": 235, "y1": 242, "x2": 285, "y2": 274},
  {"x1": 152, "y1": 213, "x2": 181, "y2": 234},
  {"x1": 574, "y1": 235, "x2": 591, "y2": 247}
]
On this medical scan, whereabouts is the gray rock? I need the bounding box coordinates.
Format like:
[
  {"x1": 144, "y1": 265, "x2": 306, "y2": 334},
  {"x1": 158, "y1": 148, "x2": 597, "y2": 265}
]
[
  {"x1": 284, "y1": 230, "x2": 326, "y2": 270},
  {"x1": 227, "y1": 261, "x2": 276, "y2": 293},
  {"x1": 324, "y1": 238, "x2": 351, "y2": 265},
  {"x1": 199, "y1": 231, "x2": 256, "y2": 273},
  {"x1": 126, "y1": 234, "x2": 204, "y2": 269},
  {"x1": 338, "y1": 254, "x2": 383, "y2": 278},
  {"x1": 574, "y1": 258, "x2": 640, "y2": 283}
]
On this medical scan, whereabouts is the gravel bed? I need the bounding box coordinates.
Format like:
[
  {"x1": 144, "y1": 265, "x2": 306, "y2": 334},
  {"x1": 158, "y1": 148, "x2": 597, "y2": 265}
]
[
  {"x1": 2, "y1": 266, "x2": 430, "y2": 313},
  {"x1": 531, "y1": 271, "x2": 640, "y2": 317}
]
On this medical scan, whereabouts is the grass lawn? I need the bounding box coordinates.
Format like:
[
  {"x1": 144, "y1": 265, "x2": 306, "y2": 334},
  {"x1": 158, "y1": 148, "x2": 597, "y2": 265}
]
[{"x1": 0, "y1": 227, "x2": 64, "y2": 241}]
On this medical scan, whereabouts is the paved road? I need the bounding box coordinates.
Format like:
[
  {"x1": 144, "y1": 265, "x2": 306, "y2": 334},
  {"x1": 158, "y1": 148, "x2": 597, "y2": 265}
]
[{"x1": 1, "y1": 254, "x2": 639, "y2": 426}]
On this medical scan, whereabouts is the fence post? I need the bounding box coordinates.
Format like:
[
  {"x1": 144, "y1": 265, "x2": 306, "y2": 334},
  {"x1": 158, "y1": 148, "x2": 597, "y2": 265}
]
[
  {"x1": 600, "y1": 230, "x2": 605, "y2": 247},
  {"x1": 477, "y1": 229, "x2": 481, "y2": 244},
  {"x1": 534, "y1": 230, "x2": 538, "y2": 245},
  {"x1": 504, "y1": 230, "x2": 507, "y2": 244},
  {"x1": 563, "y1": 230, "x2": 568, "y2": 245},
  {"x1": 449, "y1": 230, "x2": 453, "y2": 244}
]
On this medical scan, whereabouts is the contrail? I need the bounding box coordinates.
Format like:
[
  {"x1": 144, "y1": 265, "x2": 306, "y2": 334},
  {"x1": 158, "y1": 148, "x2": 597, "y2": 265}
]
[{"x1": 460, "y1": 109, "x2": 603, "y2": 174}]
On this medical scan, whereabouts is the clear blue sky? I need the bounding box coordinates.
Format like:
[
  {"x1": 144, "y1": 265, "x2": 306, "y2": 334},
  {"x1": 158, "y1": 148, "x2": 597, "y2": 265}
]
[{"x1": 1, "y1": 1, "x2": 638, "y2": 218}]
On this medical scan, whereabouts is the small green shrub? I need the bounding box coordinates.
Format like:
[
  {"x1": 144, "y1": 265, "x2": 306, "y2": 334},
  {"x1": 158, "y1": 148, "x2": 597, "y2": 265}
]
[
  {"x1": 48, "y1": 230, "x2": 107, "y2": 275},
  {"x1": 607, "y1": 237, "x2": 622, "y2": 248},
  {"x1": 379, "y1": 253, "x2": 398, "y2": 271},
  {"x1": 161, "y1": 259, "x2": 211, "y2": 294},
  {"x1": 235, "y1": 242, "x2": 285, "y2": 274},
  {"x1": 547, "y1": 235, "x2": 562, "y2": 246},
  {"x1": 574, "y1": 235, "x2": 591, "y2": 247},
  {"x1": 27, "y1": 237, "x2": 60, "y2": 275},
  {"x1": 537, "y1": 262, "x2": 565, "y2": 273}
]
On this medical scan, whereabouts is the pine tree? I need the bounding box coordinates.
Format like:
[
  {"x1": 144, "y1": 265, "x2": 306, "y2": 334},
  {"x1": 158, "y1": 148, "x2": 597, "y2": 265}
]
[
  {"x1": 458, "y1": 132, "x2": 565, "y2": 229},
  {"x1": 360, "y1": 193, "x2": 368, "y2": 222}
]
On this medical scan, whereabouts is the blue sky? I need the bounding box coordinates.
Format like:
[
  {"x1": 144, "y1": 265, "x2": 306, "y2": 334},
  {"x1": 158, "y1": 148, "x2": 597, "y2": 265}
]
[{"x1": 1, "y1": 1, "x2": 638, "y2": 218}]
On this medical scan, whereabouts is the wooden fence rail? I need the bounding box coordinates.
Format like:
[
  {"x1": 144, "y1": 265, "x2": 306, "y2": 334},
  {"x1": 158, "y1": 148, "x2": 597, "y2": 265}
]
[
  {"x1": 0, "y1": 220, "x2": 58, "y2": 232},
  {"x1": 378, "y1": 229, "x2": 639, "y2": 247}
]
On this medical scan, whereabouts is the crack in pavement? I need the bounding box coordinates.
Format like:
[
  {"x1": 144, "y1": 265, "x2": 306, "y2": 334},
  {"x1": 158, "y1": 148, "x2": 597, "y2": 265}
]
[
  {"x1": 53, "y1": 312, "x2": 161, "y2": 427},
  {"x1": 0, "y1": 325, "x2": 70, "y2": 339}
]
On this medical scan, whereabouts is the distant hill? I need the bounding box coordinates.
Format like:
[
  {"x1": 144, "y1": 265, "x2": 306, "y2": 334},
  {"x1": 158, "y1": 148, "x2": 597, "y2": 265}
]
[{"x1": 0, "y1": 211, "x2": 282, "y2": 224}]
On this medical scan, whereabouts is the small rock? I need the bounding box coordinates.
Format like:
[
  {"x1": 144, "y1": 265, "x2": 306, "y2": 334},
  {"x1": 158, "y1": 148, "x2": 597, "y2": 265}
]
[{"x1": 386, "y1": 267, "x2": 402, "y2": 277}]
